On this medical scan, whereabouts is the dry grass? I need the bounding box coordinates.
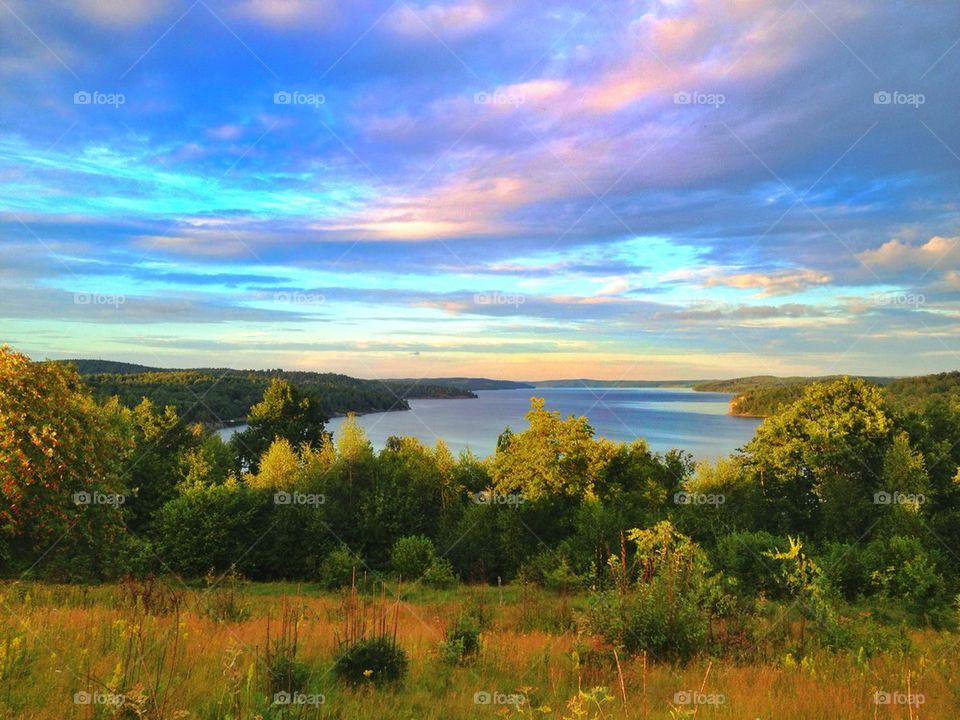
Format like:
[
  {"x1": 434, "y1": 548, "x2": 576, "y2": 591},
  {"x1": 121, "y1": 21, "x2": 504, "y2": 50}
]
[{"x1": 0, "y1": 580, "x2": 956, "y2": 718}]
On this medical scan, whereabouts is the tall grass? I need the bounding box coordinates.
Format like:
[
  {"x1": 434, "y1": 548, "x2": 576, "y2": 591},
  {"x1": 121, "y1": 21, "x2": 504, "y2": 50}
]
[{"x1": 0, "y1": 580, "x2": 957, "y2": 718}]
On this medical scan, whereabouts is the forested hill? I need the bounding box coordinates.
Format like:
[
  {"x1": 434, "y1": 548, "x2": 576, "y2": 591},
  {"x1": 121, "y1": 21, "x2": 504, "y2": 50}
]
[
  {"x1": 694, "y1": 372, "x2": 959, "y2": 417},
  {"x1": 534, "y1": 379, "x2": 701, "y2": 388},
  {"x1": 54, "y1": 361, "x2": 475, "y2": 426},
  {"x1": 385, "y1": 377, "x2": 535, "y2": 391}
]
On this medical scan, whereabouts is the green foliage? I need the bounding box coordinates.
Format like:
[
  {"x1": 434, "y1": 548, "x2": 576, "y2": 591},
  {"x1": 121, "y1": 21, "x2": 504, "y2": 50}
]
[
  {"x1": 72, "y1": 363, "x2": 474, "y2": 426},
  {"x1": 154, "y1": 480, "x2": 269, "y2": 577},
  {"x1": 390, "y1": 535, "x2": 437, "y2": 580},
  {"x1": 421, "y1": 558, "x2": 458, "y2": 589},
  {"x1": 318, "y1": 545, "x2": 364, "y2": 590},
  {"x1": 746, "y1": 378, "x2": 894, "y2": 540},
  {"x1": 333, "y1": 637, "x2": 408, "y2": 687},
  {"x1": 713, "y1": 531, "x2": 787, "y2": 598},
  {"x1": 586, "y1": 522, "x2": 718, "y2": 660},
  {"x1": 0, "y1": 346, "x2": 133, "y2": 578},
  {"x1": 673, "y1": 456, "x2": 765, "y2": 542},
  {"x1": 489, "y1": 398, "x2": 605, "y2": 500},
  {"x1": 439, "y1": 615, "x2": 481, "y2": 664},
  {"x1": 232, "y1": 378, "x2": 328, "y2": 473}
]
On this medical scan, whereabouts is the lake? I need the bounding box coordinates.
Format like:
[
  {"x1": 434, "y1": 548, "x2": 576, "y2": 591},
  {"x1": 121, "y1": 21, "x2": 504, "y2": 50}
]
[{"x1": 219, "y1": 387, "x2": 761, "y2": 460}]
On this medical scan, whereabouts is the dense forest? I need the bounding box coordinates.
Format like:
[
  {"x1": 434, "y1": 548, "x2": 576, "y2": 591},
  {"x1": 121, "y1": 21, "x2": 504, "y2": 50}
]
[
  {"x1": 57, "y1": 361, "x2": 475, "y2": 426},
  {"x1": 695, "y1": 372, "x2": 960, "y2": 417}
]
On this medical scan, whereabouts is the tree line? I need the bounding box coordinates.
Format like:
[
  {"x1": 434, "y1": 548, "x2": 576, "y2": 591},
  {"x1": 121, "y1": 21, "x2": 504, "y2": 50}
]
[{"x1": 3, "y1": 345, "x2": 960, "y2": 646}]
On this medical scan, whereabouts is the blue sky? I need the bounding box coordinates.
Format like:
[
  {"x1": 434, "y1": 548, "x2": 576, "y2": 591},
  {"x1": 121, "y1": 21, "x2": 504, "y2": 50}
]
[{"x1": 1, "y1": 0, "x2": 958, "y2": 379}]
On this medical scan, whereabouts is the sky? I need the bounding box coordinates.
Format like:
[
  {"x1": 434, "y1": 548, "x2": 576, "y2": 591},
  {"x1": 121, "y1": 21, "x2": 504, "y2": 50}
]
[{"x1": 1, "y1": 0, "x2": 958, "y2": 380}]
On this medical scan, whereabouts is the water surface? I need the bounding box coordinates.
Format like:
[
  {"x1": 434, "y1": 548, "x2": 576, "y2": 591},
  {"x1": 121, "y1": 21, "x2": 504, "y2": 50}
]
[{"x1": 222, "y1": 387, "x2": 760, "y2": 460}]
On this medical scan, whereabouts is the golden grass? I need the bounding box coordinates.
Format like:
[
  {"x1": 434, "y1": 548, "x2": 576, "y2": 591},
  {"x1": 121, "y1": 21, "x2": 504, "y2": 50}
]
[{"x1": 0, "y1": 581, "x2": 956, "y2": 719}]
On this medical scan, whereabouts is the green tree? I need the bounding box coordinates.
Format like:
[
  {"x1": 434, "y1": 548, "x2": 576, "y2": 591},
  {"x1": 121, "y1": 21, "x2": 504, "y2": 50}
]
[
  {"x1": 232, "y1": 378, "x2": 328, "y2": 473},
  {"x1": 745, "y1": 378, "x2": 893, "y2": 540},
  {"x1": 489, "y1": 398, "x2": 604, "y2": 500},
  {"x1": 123, "y1": 398, "x2": 192, "y2": 532}
]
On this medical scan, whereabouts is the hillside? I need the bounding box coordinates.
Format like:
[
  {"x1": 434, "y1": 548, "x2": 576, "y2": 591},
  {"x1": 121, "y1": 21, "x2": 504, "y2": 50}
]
[
  {"x1": 385, "y1": 377, "x2": 534, "y2": 391},
  {"x1": 534, "y1": 379, "x2": 703, "y2": 388},
  {"x1": 54, "y1": 361, "x2": 475, "y2": 426},
  {"x1": 698, "y1": 373, "x2": 957, "y2": 417}
]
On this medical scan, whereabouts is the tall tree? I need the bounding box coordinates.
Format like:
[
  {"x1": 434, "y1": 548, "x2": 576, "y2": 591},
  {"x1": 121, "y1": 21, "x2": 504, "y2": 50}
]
[
  {"x1": 0, "y1": 347, "x2": 133, "y2": 574},
  {"x1": 745, "y1": 377, "x2": 893, "y2": 540},
  {"x1": 231, "y1": 378, "x2": 328, "y2": 473}
]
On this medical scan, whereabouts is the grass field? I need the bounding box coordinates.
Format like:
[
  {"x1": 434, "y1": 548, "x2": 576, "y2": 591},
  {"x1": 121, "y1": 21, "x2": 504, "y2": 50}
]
[{"x1": 0, "y1": 580, "x2": 957, "y2": 719}]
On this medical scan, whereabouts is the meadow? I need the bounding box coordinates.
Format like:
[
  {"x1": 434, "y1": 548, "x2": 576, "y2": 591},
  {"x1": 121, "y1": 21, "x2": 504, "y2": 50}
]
[{"x1": 0, "y1": 579, "x2": 956, "y2": 719}]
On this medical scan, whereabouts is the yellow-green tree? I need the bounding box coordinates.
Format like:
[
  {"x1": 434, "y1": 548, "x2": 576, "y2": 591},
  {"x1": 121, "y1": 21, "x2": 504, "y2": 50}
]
[
  {"x1": 489, "y1": 397, "x2": 606, "y2": 501},
  {"x1": 0, "y1": 346, "x2": 133, "y2": 571}
]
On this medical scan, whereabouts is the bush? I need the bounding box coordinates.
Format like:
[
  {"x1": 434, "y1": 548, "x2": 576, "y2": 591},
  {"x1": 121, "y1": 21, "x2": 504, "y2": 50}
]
[
  {"x1": 516, "y1": 551, "x2": 582, "y2": 592},
  {"x1": 439, "y1": 615, "x2": 481, "y2": 664},
  {"x1": 585, "y1": 522, "x2": 717, "y2": 661},
  {"x1": 318, "y1": 545, "x2": 364, "y2": 589},
  {"x1": 264, "y1": 651, "x2": 310, "y2": 696},
  {"x1": 333, "y1": 637, "x2": 408, "y2": 687},
  {"x1": 714, "y1": 531, "x2": 787, "y2": 598},
  {"x1": 421, "y1": 558, "x2": 458, "y2": 589},
  {"x1": 390, "y1": 535, "x2": 436, "y2": 580},
  {"x1": 825, "y1": 536, "x2": 951, "y2": 623},
  {"x1": 544, "y1": 559, "x2": 583, "y2": 593},
  {"x1": 864, "y1": 537, "x2": 948, "y2": 622}
]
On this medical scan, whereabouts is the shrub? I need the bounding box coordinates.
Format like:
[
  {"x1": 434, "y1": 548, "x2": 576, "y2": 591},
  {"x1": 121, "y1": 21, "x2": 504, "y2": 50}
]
[
  {"x1": 515, "y1": 550, "x2": 556, "y2": 586},
  {"x1": 333, "y1": 637, "x2": 408, "y2": 686},
  {"x1": 202, "y1": 568, "x2": 251, "y2": 622},
  {"x1": 585, "y1": 522, "x2": 717, "y2": 660},
  {"x1": 544, "y1": 559, "x2": 583, "y2": 593},
  {"x1": 516, "y1": 551, "x2": 582, "y2": 592},
  {"x1": 319, "y1": 545, "x2": 363, "y2": 589},
  {"x1": 421, "y1": 558, "x2": 458, "y2": 589},
  {"x1": 390, "y1": 535, "x2": 436, "y2": 580},
  {"x1": 714, "y1": 531, "x2": 787, "y2": 598},
  {"x1": 821, "y1": 542, "x2": 870, "y2": 602},
  {"x1": 866, "y1": 539, "x2": 948, "y2": 622},
  {"x1": 439, "y1": 615, "x2": 481, "y2": 664},
  {"x1": 827, "y1": 536, "x2": 951, "y2": 623}
]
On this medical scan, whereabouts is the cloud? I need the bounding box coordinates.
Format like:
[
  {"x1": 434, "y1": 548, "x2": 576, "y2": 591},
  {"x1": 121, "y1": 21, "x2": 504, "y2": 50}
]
[
  {"x1": 230, "y1": 0, "x2": 339, "y2": 27},
  {"x1": 68, "y1": 0, "x2": 170, "y2": 27},
  {"x1": 858, "y1": 236, "x2": 959, "y2": 271},
  {"x1": 384, "y1": 1, "x2": 497, "y2": 38},
  {"x1": 703, "y1": 268, "x2": 834, "y2": 296}
]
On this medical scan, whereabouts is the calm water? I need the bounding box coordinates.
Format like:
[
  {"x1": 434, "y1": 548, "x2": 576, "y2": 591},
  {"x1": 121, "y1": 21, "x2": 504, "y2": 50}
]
[{"x1": 219, "y1": 387, "x2": 761, "y2": 460}]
